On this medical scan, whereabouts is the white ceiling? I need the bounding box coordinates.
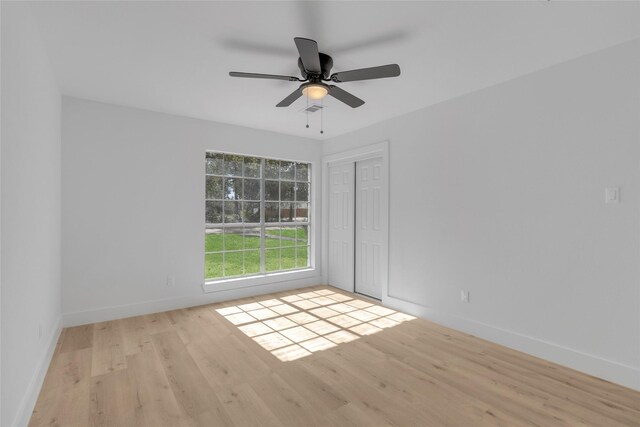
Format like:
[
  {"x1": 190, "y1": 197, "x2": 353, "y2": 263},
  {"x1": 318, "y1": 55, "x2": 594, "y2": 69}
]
[{"x1": 29, "y1": 1, "x2": 640, "y2": 140}]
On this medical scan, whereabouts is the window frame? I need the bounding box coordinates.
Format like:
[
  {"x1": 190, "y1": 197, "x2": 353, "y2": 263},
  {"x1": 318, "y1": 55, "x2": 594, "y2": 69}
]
[{"x1": 204, "y1": 153, "x2": 315, "y2": 289}]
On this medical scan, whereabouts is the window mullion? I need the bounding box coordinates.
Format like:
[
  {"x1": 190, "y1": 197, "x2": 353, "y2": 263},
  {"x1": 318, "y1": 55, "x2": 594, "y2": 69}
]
[
  {"x1": 221, "y1": 159, "x2": 226, "y2": 277},
  {"x1": 260, "y1": 158, "x2": 266, "y2": 274}
]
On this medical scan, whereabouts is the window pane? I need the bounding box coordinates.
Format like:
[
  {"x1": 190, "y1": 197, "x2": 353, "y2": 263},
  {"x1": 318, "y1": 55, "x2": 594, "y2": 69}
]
[
  {"x1": 243, "y1": 157, "x2": 261, "y2": 178},
  {"x1": 265, "y1": 227, "x2": 280, "y2": 248},
  {"x1": 265, "y1": 248, "x2": 280, "y2": 272},
  {"x1": 244, "y1": 250, "x2": 260, "y2": 274},
  {"x1": 281, "y1": 247, "x2": 296, "y2": 270},
  {"x1": 243, "y1": 202, "x2": 260, "y2": 223},
  {"x1": 295, "y1": 182, "x2": 308, "y2": 201},
  {"x1": 205, "y1": 252, "x2": 223, "y2": 279},
  {"x1": 205, "y1": 154, "x2": 312, "y2": 280},
  {"x1": 265, "y1": 180, "x2": 279, "y2": 201},
  {"x1": 295, "y1": 163, "x2": 309, "y2": 181},
  {"x1": 224, "y1": 201, "x2": 241, "y2": 223},
  {"x1": 223, "y1": 228, "x2": 243, "y2": 251},
  {"x1": 244, "y1": 227, "x2": 261, "y2": 249},
  {"x1": 296, "y1": 246, "x2": 309, "y2": 268},
  {"x1": 206, "y1": 153, "x2": 223, "y2": 175},
  {"x1": 265, "y1": 202, "x2": 279, "y2": 222},
  {"x1": 265, "y1": 159, "x2": 279, "y2": 179},
  {"x1": 294, "y1": 203, "x2": 309, "y2": 222},
  {"x1": 281, "y1": 227, "x2": 295, "y2": 247},
  {"x1": 205, "y1": 229, "x2": 223, "y2": 252},
  {"x1": 280, "y1": 161, "x2": 295, "y2": 180},
  {"x1": 205, "y1": 201, "x2": 222, "y2": 224},
  {"x1": 224, "y1": 155, "x2": 243, "y2": 177},
  {"x1": 224, "y1": 178, "x2": 242, "y2": 200},
  {"x1": 281, "y1": 181, "x2": 294, "y2": 201},
  {"x1": 296, "y1": 226, "x2": 308, "y2": 245},
  {"x1": 224, "y1": 251, "x2": 244, "y2": 276},
  {"x1": 243, "y1": 179, "x2": 260, "y2": 200},
  {"x1": 206, "y1": 176, "x2": 223, "y2": 200},
  {"x1": 280, "y1": 203, "x2": 295, "y2": 222}
]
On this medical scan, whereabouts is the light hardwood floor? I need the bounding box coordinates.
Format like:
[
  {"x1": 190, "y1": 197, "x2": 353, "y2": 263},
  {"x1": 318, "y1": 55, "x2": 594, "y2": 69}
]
[{"x1": 30, "y1": 286, "x2": 640, "y2": 426}]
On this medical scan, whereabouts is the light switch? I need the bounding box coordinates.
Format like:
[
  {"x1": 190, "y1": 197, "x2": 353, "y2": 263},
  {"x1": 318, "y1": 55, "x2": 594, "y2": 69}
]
[{"x1": 605, "y1": 187, "x2": 620, "y2": 204}]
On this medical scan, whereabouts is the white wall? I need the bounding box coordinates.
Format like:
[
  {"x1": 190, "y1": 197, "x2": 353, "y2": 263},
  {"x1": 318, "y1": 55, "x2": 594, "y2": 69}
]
[
  {"x1": 62, "y1": 98, "x2": 322, "y2": 325},
  {"x1": 323, "y1": 40, "x2": 640, "y2": 389},
  {"x1": 1, "y1": 3, "x2": 63, "y2": 426}
]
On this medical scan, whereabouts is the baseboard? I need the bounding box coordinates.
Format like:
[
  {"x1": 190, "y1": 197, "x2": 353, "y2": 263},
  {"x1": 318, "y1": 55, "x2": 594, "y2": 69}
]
[
  {"x1": 63, "y1": 276, "x2": 322, "y2": 327},
  {"x1": 12, "y1": 315, "x2": 63, "y2": 427},
  {"x1": 383, "y1": 294, "x2": 640, "y2": 392}
]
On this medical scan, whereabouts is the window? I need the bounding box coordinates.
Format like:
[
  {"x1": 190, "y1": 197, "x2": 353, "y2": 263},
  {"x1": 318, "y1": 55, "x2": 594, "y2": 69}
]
[{"x1": 205, "y1": 153, "x2": 311, "y2": 281}]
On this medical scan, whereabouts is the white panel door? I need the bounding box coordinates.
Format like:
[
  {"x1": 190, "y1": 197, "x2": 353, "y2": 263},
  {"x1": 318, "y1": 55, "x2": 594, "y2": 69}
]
[
  {"x1": 328, "y1": 163, "x2": 355, "y2": 292},
  {"x1": 355, "y1": 157, "x2": 383, "y2": 299}
]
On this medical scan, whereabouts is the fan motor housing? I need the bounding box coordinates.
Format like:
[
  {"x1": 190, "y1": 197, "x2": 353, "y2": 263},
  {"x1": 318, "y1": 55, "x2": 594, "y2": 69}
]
[{"x1": 298, "y1": 53, "x2": 333, "y2": 80}]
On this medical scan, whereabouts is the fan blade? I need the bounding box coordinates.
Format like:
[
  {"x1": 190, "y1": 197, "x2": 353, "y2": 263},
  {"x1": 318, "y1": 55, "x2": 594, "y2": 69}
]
[
  {"x1": 328, "y1": 85, "x2": 365, "y2": 108},
  {"x1": 230, "y1": 72, "x2": 299, "y2": 81},
  {"x1": 294, "y1": 37, "x2": 321, "y2": 74},
  {"x1": 331, "y1": 64, "x2": 400, "y2": 83},
  {"x1": 276, "y1": 88, "x2": 303, "y2": 107}
]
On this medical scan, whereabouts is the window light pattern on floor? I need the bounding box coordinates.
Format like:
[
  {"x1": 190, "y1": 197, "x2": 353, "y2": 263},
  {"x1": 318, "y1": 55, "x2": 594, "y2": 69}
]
[{"x1": 216, "y1": 289, "x2": 416, "y2": 362}]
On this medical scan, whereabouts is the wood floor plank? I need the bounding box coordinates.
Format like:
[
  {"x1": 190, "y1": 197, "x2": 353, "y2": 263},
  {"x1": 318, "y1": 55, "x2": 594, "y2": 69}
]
[
  {"x1": 401, "y1": 347, "x2": 586, "y2": 426},
  {"x1": 59, "y1": 324, "x2": 94, "y2": 353},
  {"x1": 91, "y1": 320, "x2": 127, "y2": 376},
  {"x1": 403, "y1": 343, "x2": 582, "y2": 425},
  {"x1": 126, "y1": 350, "x2": 194, "y2": 427},
  {"x1": 29, "y1": 286, "x2": 640, "y2": 427},
  {"x1": 460, "y1": 351, "x2": 639, "y2": 426},
  {"x1": 394, "y1": 322, "x2": 640, "y2": 425},
  {"x1": 173, "y1": 305, "x2": 233, "y2": 346},
  {"x1": 274, "y1": 360, "x2": 349, "y2": 414},
  {"x1": 325, "y1": 402, "x2": 394, "y2": 427},
  {"x1": 120, "y1": 315, "x2": 154, "y2": 356},
  {"x1": 143, "y1": 312, "x2": 173, "y2": 334},
  {"x1": 216, "y1": 382, "x2": 282, "y2": 427},
  {"x1": 365, "y1": 330, "x2": 579, "y2": 425},
  {"x1": 119, "y1": 312, "x2": 172, "y2": 356},
  {"x1": 89, "y1": 369, "x2": 141, "y2": 427},
  {"x1": 29, "y1": 348, "x2": 92, "y2": 427},
  {"x1": 483, "y1": 343, "x2": 640, "y2": 412},
  {"x1": 229, "y1": 332, "x2": 283, "y2": 371},
  {"x1": 411, "y1": 318, "x2": 640, "y2": 412},
  {"x1": 186, "y1": 333, "x2": 271, "y2": 393},
  {"x1": 324, "y1": 346, "x2": 525, "y2": 427},
  {"x1": 151, "y1": 330, "x2": 234, "y2": 425},
  {"x1": 249, "y1": 371, "x2": 324, "y2": 426},
  {"x1": 301, "y1": 354, "x2": 437, "y2": 426}
]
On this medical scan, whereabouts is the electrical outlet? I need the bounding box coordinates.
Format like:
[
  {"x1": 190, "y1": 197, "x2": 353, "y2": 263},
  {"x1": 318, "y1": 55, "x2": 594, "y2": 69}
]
[
  {"x1": 461, "y1": 290, "x2": 470, "y2": 303},
  {"x1": 167, "y1": 275, "x2": 175, "y2": 287},
  {"x1": 605, "y1": 187, "x2": 620, "y2": 204}
]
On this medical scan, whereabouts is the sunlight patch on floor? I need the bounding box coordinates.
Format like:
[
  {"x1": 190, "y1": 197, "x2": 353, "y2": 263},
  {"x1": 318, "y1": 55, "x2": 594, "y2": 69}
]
[{"x1": 216, "y1": 288, "x2": 416, "y2": 361}]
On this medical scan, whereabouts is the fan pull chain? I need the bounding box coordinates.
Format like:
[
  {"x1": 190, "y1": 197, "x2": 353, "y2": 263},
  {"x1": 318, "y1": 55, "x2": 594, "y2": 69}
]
[
  {"x1": 320, "y1": 98, "x2": 324, "y2": 134},
  {"x1": 305, "y1": 94, "x2": 309, "y2": 129}
]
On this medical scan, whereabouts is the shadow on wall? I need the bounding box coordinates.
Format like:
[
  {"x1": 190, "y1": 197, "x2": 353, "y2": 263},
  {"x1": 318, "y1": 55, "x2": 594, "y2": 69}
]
[{"x1": 216, "y1": 288, "x2": 416, "y2": 362}]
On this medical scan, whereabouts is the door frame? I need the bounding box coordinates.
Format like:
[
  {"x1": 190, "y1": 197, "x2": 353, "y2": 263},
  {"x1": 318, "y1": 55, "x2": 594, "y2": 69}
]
[{"x1": 322, "y1": 140, "x2": 389, "y2": 300}]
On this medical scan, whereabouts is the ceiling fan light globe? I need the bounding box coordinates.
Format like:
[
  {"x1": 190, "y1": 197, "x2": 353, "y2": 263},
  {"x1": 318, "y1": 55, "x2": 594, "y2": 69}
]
[{"x1": 302, "y1": 84, "x2": 328, "y2": 100}]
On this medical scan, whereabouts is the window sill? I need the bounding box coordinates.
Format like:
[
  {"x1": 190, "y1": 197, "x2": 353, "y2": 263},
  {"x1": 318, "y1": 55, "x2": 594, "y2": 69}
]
[{"x1": 202, "y1": 268, "x2": 318, "y2": 293}]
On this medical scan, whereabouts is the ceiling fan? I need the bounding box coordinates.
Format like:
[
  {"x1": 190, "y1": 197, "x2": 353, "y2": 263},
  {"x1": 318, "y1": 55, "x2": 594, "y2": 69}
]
[{"x1": 229, "y1": 37, "x2": 401, "y2": 108}]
